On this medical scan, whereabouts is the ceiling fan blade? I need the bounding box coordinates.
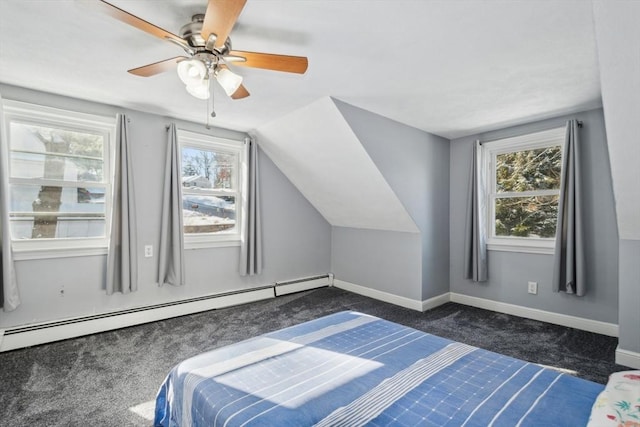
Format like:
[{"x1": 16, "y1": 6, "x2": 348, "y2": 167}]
[
  {"x1": 228, "y1": 50, "x2": 308, "y2": 74},
  {"x1": 128, "y1": 57, "x2": 187, "y2": 77},
  {"x1": 95, "y1": 0, "x2": 185, "y2": 46},
  {"x1": 230, "y1": 84, "x2": 250, "y2": 100},
  {"x1": 201, "y1": 0, "x2": 247, "y2": 49}
]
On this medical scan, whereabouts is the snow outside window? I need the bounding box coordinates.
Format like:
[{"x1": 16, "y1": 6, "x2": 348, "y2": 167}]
[{"x1": 178, "y1": 130, "x2": 246, "y2": 249}]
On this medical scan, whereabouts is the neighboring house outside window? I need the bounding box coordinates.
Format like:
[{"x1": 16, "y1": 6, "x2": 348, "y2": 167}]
[
  {"x1": 177, "y1": 129, "x2": 246, "y2": 249},
  {"x1": 2, "y1": 100, "x2": 114, "y2": 259},
  {"x1": 482, "y1": 126, "x2": 565, "y2": 254}
]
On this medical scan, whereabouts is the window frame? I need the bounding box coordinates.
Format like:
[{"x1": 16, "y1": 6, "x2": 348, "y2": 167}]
[
  {"x1": 177, "y1": 129, "x2": 246, "y2": 249},
  {"x1": 482, "y1": 126, "x2": 565, "y2": 254},
  {"x1": 2, "y1": 100, "x2": 115, "y2": 260}
]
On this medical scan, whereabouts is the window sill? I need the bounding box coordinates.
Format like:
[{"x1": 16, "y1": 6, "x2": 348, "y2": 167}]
[
  {"x1": 12, "y1": 245, "x2": 108, "y2": 260},
  {"x1": 184, "y1": 239, "x2": 241, "y2": 250},
  {"x1": 487, "y1": 240, "x2": 555, "y2": 255}
]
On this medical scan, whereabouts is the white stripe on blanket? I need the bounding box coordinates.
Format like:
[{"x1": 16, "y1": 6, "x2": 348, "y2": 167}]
[{"x1": 314, "y1": 342, "x2": 476, "y2": 427}]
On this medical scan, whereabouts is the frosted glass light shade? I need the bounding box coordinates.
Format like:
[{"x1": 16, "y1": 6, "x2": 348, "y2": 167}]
[
  {"x1": 216, "y1": 67, "x2": 243, "y2": 97},
  {"x1": 177, "y1": 59, "x2": 207, "y2": 87},
  {"x1": 186, "y1": 79, "x2": 210, "y2": 100}
]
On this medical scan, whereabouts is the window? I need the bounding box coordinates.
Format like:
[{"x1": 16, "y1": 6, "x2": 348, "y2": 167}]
[
  {"x1": 2, "y1": 100, "x2": 114, "y2": 257},
  {"x1": 178, "y1": 130, "x2": 246, "y2": 248},
  {"x1": 482, "y1": 127, "x2": 565, "y2": 253}
]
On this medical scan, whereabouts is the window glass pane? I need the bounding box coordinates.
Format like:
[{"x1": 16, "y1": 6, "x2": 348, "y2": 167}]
[
  {"x1": 10, "y1": 122, "x2": 104, "y2": 182},
  {"x1": 181, "y1": 147, "x2": 237, "y2": 190},
  {"x1": 10, "y1": 184, "x2": 105, "y2": 213},
  {"x1": 10, "y1": 151, "x2": 104, "y2": 182},
  {"x1": 9, "y1": 184, "x2": 105, "y2": 240},
  {"x1": 495, "y1": 195, "x2": 559, "y2": 238},
  {"x1": 10, "y1": 122, "x2": 104, "y2": 157},
  {"x1": 10, "y1": 217, "x2": 105, "y2": 240},
  {"x1": 496, "y1": 146, "x2": 562, "y2": 193},
  {"x1": 182, "y1": 195, "x2": 236, "y2": 234}
]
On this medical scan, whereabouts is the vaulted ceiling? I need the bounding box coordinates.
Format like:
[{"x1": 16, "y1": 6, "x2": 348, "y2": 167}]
[
  {"x1": 255, "y1": 97, "x2": 420, "y2": 233},
  {"x1": 0, "y1": 0, "x2": 601, "y2": 139}
]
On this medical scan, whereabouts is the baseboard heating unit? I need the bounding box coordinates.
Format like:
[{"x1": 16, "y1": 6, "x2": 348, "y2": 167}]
[
  {"x1": 0, "y1": 274, "x2": 333, "y2": 352},
  {"x1": 274, "y1": 274, "x2": 333, "y2": 296}
]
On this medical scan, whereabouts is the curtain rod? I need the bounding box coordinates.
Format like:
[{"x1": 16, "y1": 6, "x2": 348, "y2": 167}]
[{"x1": 478, "y1": 120, "x2": 583, "y2": 145}]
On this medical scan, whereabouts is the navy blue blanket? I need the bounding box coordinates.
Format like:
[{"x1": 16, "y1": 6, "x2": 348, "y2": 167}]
[{"x1": 155, "y1": 311, "x2": 602, "y2": 426}]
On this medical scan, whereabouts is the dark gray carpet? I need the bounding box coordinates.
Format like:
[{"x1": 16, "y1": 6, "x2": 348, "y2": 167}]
[{"x1": 0, "y1": 287, "x2": 627, "y2": 426}]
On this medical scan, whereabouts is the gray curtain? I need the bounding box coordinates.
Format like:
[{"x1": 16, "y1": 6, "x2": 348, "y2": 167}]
[
  {"x1": 158, "y1": 123, "x2": 185, "y2": 286},
  {"x1": 106, "y1": 114, "x2": 137, "y2": 294},
  {"x1": 0, "y1": 93, "x2": 20, "y2": 311},
  {"x1": 464, "y1": 140, "x2": 488, "y2": 282},
  {"x1": 553, "y1": 120, "x2": 585, "y2": 295},
  {"x1": 240, "y1": 137, "x2": 262, "y2": 276}
]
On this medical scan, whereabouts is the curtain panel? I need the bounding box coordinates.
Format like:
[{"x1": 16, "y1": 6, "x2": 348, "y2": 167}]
[
  {"x1": 464, "y1": 140, "x2": 488, "y2": 282},
  {"x1": 0, "y1": 93, "x2": 20, "y2": 311},
  {"x1": 239, "y1": 137, "x2": 262, "y2": 276},
  {"x1": 106, "y1": 114, "x2": 138, "y2": 294},
  {"x1": 552, "y1": 120, "x2": 585, "y2": 295},
  {"x1": 158, "y1": 123, "x2": 185, "y2": 287}
]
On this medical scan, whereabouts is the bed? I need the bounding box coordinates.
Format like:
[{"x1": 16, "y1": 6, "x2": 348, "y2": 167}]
[{"x1": 154, "y1": 311, "x2": 604, "y2": 426}]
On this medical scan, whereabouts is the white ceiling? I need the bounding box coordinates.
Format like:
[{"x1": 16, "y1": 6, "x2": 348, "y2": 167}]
[{"x1": 0, "y1": 0, "x2": 601, "y2": 139}]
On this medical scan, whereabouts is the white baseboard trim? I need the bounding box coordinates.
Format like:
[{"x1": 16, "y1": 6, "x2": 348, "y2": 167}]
[
  {"x1": 333, "y1": 280, "x2": 449, "y2": 312},
  {"x1": 0, "y1": 287, "x2": 274, "y2": 352},
  {"x1": 450, "y1": 293, "x2": 619, "y2": 337},
  {"x1": 423, "y1": 292, "x2": 451, "y2": 311},
  {"x1": 275, "y1": 276, "x2": 331, "y2": 296},
  {"x1": 616, "y1": 347, "x2": 640, "y2": 369}
]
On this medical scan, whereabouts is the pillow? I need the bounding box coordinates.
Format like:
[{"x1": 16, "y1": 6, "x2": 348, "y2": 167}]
[{"x1": 587, "y1": 370, "x2": 640, "y2": 427}]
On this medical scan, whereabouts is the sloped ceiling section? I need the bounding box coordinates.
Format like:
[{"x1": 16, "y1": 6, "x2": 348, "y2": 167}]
[
  {"x1": 592, "y1": 0, "x2": 640, "y2": 240},
  {"x1": 253, "y1": 97, "x2": 418, "y2": 233}
]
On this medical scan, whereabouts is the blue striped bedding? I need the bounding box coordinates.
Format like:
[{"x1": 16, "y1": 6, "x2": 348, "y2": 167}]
[{"x1": 154, "y1": 311, "x2": 603, "y2": 426}]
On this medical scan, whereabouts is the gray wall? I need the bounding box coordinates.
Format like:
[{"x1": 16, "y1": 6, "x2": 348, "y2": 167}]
[
  {"x1": 332, "y1": 100, "x2": 450, "y2": 300},
  {"x1": 450, "y1": 108, "x2": 619, "y2": 323},
  {"x1": 331, "y1": 227, "x2": 422, "y2": 300},
  {"x1": 618, "y1": 239, "x2": 640, "y2": 352},
  {"x1": 0, "y1": 84, "x2": 331, "y2": 328}
]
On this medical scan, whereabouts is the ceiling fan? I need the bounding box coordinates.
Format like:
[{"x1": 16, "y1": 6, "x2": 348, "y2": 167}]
[{"x1": 95, "y1": 0, "x2": 308, "y2": 102}]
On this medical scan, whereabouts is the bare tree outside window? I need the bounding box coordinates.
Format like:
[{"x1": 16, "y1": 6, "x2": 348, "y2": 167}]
[
  {"x1": 8, "y1": 121, "x2": 106, "y2": 240},
  {"x1": 27, "y1": 127, "x2": 104, "y2": 238}
]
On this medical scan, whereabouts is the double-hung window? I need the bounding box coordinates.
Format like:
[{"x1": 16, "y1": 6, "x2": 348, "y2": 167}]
[
  {"x1": 178, "y1": 130, "x2": 246, "y2": 248},
  {"x1": 3, "y1": 100, "x2": 114, "y2": 258},
  {"x1": 482, "y1": 126, "x2": 565, "y2": 253}
]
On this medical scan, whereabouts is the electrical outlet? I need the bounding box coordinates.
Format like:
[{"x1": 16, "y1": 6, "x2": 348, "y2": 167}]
[
  {"x1": 528, "y1": 281, "x2": 538, "y2": 294},
  {"x1": 144, "y1": 245, "x2": 153, "y2": 258}
]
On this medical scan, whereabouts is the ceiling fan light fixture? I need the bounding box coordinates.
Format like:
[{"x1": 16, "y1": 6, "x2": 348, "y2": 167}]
[
  {"x1": 177, "y1": 58, "x2": 207, "y2": 87},
  {"x1": 185, "y1": 79, "x2": 210, "y2": 100},
  {"x1": 215, "y1": 67, "x2": 243, "y2": 97},
  {"x1": 98, "y1": 0, "x2": 309, "y2": 107}
]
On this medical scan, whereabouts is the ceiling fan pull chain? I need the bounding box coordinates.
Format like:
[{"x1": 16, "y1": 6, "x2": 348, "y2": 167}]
[{"x1": 206, "y1": 70, "x2": 216, "y2": 129}]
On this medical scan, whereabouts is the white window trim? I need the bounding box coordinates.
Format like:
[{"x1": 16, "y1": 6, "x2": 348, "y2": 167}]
[
  {"x1": 482, "y1": 126, "x2": 565, "y2": 255},
  {"x1": 177, "y1": 129, "x2": 246, "y2": 250},
  {"x1": 2, "y1": 100, "x2": 115, "y2": 259}
]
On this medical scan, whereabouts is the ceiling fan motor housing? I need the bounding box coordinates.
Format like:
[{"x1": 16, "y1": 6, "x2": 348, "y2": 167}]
[{"x1": 180, "y1": 13, "x2": 231, "y2": 56}]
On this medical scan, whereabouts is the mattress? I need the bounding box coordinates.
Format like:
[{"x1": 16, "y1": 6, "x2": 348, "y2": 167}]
[{"x1": 154, "y1": 310, "x2": 603, "y2": 426}]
